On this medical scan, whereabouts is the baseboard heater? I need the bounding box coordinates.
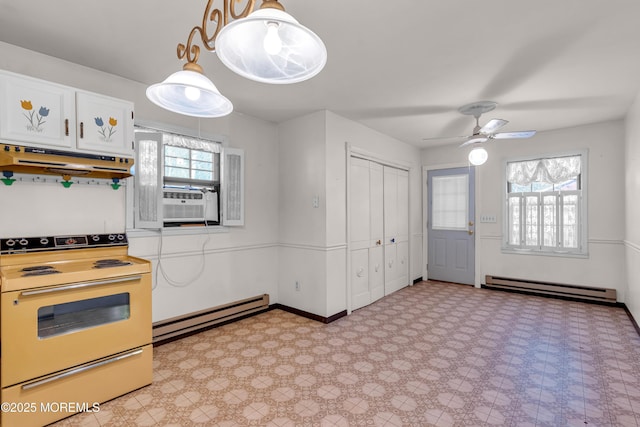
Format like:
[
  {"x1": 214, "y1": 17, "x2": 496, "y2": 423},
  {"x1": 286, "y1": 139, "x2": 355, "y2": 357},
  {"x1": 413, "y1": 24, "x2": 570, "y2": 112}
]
[
  {"x1": 152, "y1": 294, "x2": 270, "y2": 343},
  {"x1": 484, "y1": 275, "x2": 617, "y2": 303}
]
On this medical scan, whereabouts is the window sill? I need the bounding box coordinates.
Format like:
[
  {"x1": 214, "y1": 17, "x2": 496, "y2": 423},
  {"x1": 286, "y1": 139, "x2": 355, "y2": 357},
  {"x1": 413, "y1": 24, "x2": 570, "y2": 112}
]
[
  {"x1": 501, "y1": 247, "x2": 588, "y2": 259},
  {"x1": 126, "y1": 226, "x2": 229, "y2": 238}
]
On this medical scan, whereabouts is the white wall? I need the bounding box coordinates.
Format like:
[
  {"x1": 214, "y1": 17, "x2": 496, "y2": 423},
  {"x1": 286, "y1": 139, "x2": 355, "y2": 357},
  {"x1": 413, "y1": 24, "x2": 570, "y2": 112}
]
[
  {"x1": 277, "y1": 111, "x2": 330, "y2": 316},
  {"x1": 0, "y1": 42, "x2": 280, "y2": 322},
  {"x1": 277, "y1": 110, "x2": 422, "y2": 318},
  {"x1": 422, "y1": 120, "x2": 627, "y2": 299},
  {"x1": 625, "y1": 90, "x2": 640, "y2": 319}
]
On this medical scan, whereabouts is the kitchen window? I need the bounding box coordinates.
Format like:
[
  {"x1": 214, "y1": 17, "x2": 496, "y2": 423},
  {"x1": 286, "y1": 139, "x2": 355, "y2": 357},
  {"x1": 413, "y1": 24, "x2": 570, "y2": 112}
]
[
  {"x1": 129, "y1": 126, "x2": 244, "y2": 230},
  {"x1": 503, "y1": 152, "x2": 587, "y2": 256}
]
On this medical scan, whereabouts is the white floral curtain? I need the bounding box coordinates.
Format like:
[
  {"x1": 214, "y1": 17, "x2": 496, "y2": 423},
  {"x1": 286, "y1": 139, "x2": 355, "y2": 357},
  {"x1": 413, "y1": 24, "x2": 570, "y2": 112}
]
[
  {"x1": 163, "y1": 133, "x2": 220, "y2": 153},
  {"x1": 507, "y1": 155, "x2": 581, "y2": 185}
]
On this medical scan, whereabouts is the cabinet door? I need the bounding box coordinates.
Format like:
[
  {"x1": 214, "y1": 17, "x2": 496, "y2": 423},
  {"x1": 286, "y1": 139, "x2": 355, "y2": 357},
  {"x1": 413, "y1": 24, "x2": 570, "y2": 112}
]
[
  {"x1": 75, "y1": 91, "x2": 134, "y2": 156},
  {"x1": 0, "y1": 71, "x2": 75, "y2": 149}
]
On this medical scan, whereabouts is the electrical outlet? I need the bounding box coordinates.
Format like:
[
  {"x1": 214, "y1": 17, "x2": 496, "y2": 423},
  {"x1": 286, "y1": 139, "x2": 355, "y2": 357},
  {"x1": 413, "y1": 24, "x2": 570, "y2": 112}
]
[
  {"x1": 295, "y1": 280, "x2": 301, "y2": 291},
  {"x1": 312, "y1": 196, "x2": 319, "y2": 208}
]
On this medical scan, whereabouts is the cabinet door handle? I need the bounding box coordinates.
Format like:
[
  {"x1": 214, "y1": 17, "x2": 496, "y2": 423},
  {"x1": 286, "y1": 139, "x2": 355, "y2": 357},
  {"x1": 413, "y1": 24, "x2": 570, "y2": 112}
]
[
  {"x1": 80, "y1": 121, "x2": 84, "y2": 138},
  {"x1": 64, "y1": 119, "x2": 69, "y2": 136}
]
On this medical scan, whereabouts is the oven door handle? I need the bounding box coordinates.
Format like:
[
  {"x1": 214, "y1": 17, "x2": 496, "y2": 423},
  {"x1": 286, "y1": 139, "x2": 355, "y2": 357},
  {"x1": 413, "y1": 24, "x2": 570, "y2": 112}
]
[
  {"x1": 21, "y1": 348, "x2": 144, "y2": 390},
  {"x1": 20, "y1": 275, "x2": 142, "y2": 297}
]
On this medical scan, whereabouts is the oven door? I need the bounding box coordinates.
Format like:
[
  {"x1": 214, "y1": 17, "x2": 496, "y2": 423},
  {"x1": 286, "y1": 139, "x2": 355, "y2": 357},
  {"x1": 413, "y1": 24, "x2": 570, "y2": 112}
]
[{"x1": 0, "y1": 273, "x2": 151, "y2": 387}]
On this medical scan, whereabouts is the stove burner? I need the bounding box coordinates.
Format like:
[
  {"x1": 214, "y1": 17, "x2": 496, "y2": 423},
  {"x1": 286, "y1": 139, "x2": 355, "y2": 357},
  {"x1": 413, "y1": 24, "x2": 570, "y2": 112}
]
[
  {"x1": 21, "y1": 265, "x2": 55, "y2": 272},
  {"x1": 22, "y1": 269, "x2": 61, "y2": 277},
  {"x1": 93, "y1": 259, "x2": 133, "y2": 269}
]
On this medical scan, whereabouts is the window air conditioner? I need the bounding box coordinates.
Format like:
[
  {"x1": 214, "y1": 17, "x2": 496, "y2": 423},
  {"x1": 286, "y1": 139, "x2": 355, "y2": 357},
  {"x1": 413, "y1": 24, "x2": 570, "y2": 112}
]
[{"x1": 162, "y1": 188, "x2": 218, "y2": 223}]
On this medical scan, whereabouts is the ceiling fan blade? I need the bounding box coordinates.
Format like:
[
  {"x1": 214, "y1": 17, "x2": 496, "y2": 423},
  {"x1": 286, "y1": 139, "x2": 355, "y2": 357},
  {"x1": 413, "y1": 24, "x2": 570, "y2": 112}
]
[
  {"x1": 459, "y1": 136, "x2": 489, "y2": 147},
  {"x1": 492, "y1": 130, "x2": 536, "y2": 139},
  {"x1": 422, "y1": 135, "x2": 467, "y2": 141},
  {"x1": 480, "y1": 119, "x2": 508, "y2": 134}
]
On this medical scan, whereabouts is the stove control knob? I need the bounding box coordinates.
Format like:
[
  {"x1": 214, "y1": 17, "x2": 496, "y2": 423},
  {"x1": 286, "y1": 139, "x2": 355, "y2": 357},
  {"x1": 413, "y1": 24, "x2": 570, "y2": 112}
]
[
  {"x1": 40, "y1": 238, "x2": 49, "y2": 245},
  {"x1": 108, "y1": 234, "x2": 116, "y2": 241},
  {"x1": 91, "y1": 235, "x2": 100, "y2": 242},
  {"x1": 116, "y1": 234, "x2": 125, "y2": 240},
  {"x1": 4, "y1": 145, "x2": 9, "y2": 151},
  {"x1": 5, "y1": 239, "x2": 15, "y2": 246},
  {"x1": 19, "y1": 238, "x2": 28, "y2": 246}
]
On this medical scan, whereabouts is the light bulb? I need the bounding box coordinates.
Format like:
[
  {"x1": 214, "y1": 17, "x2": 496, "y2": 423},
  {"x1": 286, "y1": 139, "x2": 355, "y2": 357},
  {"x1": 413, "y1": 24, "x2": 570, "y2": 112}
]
[
  {"x1": 468, "y1": 147, "x2": 488, "y2": 166},
  {"x1": 184, "y1": 86, "x2": 201, "y2": 101},
  {"x1": 263, "y1": 22, "x2": 282, "y2": 55}
]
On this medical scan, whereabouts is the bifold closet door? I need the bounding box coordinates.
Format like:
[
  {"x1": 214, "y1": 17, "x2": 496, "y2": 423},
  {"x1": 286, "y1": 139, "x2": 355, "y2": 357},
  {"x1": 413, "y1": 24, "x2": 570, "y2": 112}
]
[
  {"x1": 384, "y1": 166, "x2": 409, "y2": 295},
  {"x1": 349, "y1": 158, "x2": 384, "y2": 311}
]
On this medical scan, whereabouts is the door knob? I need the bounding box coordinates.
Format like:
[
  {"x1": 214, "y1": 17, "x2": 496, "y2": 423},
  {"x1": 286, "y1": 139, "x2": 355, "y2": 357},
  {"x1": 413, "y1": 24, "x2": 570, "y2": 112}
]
[
  {"x1": 468, "y1": 230, "x2": 474, "y2": 235},
  {"x1": 376, "y1": 240, "x2": 381, "y2": 245},
  {"x1": 469, "y1": 221, "x2": 474, "y2": 226}
]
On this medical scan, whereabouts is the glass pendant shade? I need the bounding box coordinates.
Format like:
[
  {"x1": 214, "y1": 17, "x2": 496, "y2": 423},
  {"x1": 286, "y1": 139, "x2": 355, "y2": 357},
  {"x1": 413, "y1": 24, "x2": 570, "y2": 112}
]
[
  {"x1": 146, "y1": 68, "x2": 233, "y2": 118},
  {"x1": 468, "y1": 146, "x2": 489, "y2": 166},
  {"x1": 215, "y1": 8, "x2": 327, "y2": 84}
]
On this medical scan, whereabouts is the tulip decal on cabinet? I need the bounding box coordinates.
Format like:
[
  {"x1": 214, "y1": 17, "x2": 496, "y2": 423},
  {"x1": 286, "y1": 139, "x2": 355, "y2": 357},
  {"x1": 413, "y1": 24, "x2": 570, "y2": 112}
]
[
  {"x1": 94, "y1": 116, "x2": 117, "y2": 142},
  {"x1": 21, "y1": 100, "x2": 50, "y2": 132}
]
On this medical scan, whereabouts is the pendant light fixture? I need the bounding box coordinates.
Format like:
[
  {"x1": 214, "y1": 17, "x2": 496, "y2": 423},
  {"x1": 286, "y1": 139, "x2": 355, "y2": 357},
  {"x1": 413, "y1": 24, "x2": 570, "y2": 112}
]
[
  {"x1": 215, "y1": 0, "x2": 327, "y2": 84},
  {"x1": 146, "y1": 0, "x2": 326, "y2": 117},
  {"x1": 146, "y1": 62, "x2": 233, "y2": 118}
]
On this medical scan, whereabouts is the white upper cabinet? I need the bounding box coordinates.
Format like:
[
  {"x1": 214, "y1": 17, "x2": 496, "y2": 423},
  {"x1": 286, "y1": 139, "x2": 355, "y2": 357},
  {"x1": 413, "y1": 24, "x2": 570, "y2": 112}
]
[
  {"x1": 0, "y1": 71, "x2": 75, "y2": 149},
  {"x1": 76, "y1": 91, "x2": 134, "y2": 156},
  {"x1": 0, "y1": 70, "x2": 134, "y2": 157}
]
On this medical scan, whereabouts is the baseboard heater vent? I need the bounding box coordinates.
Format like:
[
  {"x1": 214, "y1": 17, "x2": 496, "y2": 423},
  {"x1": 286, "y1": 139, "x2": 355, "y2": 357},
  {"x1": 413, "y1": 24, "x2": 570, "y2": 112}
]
[
  {"x1": 153, "y1": 294, "x2": 269, "y2": 344},
  {"x1": 484, "y1": 275, "x2": 616, "y2": 303}
]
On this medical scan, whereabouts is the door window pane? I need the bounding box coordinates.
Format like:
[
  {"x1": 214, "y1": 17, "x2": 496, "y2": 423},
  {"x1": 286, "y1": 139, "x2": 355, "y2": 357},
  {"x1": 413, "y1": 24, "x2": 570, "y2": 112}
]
[{"x1": 432, "y1": 174, "x2": 468, "y2": 230}]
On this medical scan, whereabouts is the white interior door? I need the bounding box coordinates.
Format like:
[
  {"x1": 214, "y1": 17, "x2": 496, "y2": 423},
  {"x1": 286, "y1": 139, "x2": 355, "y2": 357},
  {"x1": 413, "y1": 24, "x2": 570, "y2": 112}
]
[{"x1": 427, "y1": 167, "x2": 476, "y2": 285}]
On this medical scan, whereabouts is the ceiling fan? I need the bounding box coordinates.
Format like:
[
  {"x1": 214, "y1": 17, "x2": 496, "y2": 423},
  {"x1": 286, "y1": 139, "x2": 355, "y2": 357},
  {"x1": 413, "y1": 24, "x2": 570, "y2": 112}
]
[{"x1": 425, "y1": 101, "x2": 536, "y2": 146}]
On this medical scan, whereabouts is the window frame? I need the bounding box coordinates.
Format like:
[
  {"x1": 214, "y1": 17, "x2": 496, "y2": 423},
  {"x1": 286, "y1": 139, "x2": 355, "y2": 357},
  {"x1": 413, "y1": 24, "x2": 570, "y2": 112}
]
[
  {"x1": 501, "y1": 150, "x2": 588, "y2": 258},
  {"x1": 126, "y1": 121, "x2": 244, "y2": 234}
]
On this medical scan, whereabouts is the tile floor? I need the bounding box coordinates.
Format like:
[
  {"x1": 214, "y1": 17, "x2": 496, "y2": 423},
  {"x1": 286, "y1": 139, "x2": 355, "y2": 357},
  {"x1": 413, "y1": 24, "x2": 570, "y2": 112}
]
[{"x1": 51, "y1": 281, "x2": 640, "y2": 426}]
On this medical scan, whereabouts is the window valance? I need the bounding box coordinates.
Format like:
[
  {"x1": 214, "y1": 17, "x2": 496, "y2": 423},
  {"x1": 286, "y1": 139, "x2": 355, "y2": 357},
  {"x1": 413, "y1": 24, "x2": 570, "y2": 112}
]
[
  {"x1": 507, "y1": 155, "x2": 581, "y2": 185},
  {"x1": 163, "y1": 133, "x2": 220, "y2": 153}
]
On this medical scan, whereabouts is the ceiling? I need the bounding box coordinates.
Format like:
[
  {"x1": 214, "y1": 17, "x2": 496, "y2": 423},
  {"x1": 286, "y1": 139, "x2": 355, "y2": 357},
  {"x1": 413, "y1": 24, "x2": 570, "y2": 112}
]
[{"x1": 1, "y1": 0, "x2": 640, "y2": 148}]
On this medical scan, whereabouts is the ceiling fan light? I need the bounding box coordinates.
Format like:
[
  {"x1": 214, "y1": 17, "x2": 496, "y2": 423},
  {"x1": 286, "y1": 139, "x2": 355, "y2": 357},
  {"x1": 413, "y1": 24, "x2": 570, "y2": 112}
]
[
  {"x1": 146, "y1": 69, "x2": 233, "y2": 118},
  {"x1": 215, "y1": 8, "x2": 327, "y2": 84},
  {"x1": 468, "y1": 146, "x2": 488, "y2": 166}
]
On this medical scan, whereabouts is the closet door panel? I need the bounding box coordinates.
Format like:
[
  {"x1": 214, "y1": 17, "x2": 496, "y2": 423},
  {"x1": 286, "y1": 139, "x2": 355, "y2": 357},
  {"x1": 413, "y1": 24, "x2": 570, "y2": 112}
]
[
  {"x1": 350, "y1": 157, "x2": 371, "y2": 250},
  {"x1": 369, "y1": 245, "x2": 384, "y2": 302},
  {"x1": 397, "y1": 169, "x2": 409, "y2": 243},
  {"x1": 383, "y1": 166, "x2": 398, "y2": 242},
  {"x1": 370, "y1": 162, "x2": 384, "y2": 246},
  {"x1": 351, "y1": 248, "x2": 371, "y2": 310}
]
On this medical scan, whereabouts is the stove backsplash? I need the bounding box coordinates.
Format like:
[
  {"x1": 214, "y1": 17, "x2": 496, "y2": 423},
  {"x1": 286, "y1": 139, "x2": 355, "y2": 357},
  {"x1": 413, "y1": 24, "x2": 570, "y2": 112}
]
[{"x1": 0, "y1": 179, "x2": 125, "y2": 237}]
